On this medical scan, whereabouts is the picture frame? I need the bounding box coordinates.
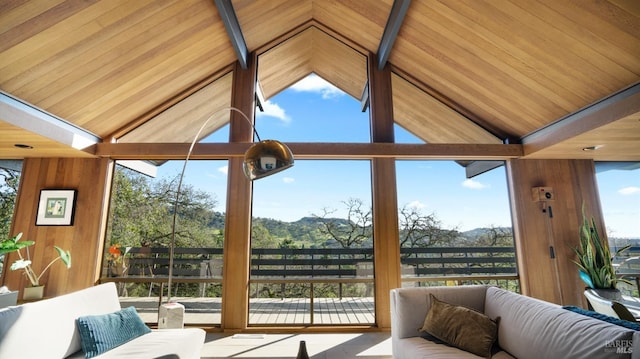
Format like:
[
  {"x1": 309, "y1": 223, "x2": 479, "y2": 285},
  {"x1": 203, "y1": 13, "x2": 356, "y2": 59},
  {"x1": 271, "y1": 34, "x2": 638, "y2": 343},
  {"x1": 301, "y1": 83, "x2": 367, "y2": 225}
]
[{"x1": 36, "y1": 189, "x2": 77, "y2": 226}]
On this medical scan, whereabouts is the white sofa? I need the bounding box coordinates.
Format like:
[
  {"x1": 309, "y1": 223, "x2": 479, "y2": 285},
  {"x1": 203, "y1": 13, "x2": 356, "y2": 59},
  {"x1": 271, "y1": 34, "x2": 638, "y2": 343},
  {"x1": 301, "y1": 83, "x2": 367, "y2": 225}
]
[
  {"x1": 391, "y1": 285, "x2": 640, "y2": 359},
  {"x1": 0, "y1": 282, "x2": 206, "y2": 358}
]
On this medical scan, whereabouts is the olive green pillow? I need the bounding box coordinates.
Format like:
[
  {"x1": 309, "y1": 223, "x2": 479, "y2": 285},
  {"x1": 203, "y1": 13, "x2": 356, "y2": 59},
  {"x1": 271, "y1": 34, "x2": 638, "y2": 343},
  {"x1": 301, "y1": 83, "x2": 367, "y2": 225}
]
[{"x1": 420, "y1": 294, "x2": 498, "y2": 358}]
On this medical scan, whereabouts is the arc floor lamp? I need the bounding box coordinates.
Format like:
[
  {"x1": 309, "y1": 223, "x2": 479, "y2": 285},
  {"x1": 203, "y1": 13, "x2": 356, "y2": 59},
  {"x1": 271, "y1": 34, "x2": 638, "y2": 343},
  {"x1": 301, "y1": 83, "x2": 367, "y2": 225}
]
[{"x1": 160, "y1": 106, "x2": 294, "y2": 327}]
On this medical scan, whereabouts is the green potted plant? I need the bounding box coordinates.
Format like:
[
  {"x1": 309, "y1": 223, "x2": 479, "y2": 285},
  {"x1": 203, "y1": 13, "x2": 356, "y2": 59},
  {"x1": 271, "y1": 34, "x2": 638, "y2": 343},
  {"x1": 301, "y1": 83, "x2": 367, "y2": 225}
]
[
  {"x1": 573, "y1": 205, "x2": 630, "y2": 299},
  {"x1": 0, "y1": 232, "x2": 72, "y2": 300}
]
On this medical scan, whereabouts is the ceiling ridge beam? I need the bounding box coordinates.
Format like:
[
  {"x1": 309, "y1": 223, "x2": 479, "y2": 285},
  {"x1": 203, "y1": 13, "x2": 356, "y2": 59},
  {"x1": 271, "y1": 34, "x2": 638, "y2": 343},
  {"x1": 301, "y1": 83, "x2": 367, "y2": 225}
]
[
  {"x1": 0, "y1": 91, "x2": 100, "y2": 150},
  {"x1": 521, "y1": 82, "x2": 640, "y2": 155},
  {"x1": 377, "y1": 0, "x2": 411, "y2": 69},
  {"x1": 214, "y1": 0, "x2": 248, "y2": 69},
  {"x1": 256, "y1": 20, "x2": 369, "y2": 58}
]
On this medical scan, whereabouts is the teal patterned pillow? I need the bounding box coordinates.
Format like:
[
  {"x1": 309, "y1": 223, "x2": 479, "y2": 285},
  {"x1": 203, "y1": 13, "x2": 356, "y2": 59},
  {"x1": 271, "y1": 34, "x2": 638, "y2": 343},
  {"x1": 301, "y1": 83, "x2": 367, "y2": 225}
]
[{"x1": 76, "y1": 306, "x2": 151, "y2": 358}]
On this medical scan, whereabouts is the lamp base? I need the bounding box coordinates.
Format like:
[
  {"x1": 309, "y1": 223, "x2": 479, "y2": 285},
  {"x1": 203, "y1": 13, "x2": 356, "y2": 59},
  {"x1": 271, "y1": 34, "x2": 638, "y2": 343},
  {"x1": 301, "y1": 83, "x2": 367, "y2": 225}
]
[{"x1": 158, "y1": 302, "x2": 185, "y2": 329}]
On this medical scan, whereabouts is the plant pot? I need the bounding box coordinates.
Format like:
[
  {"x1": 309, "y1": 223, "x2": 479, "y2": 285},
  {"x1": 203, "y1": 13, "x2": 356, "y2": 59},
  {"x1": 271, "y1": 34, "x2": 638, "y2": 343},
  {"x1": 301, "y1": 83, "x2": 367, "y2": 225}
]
[
  {"x1": 592, "y1": 288, "x2": 622, "y2": 301},
  {"x1": 108, "y1": 260, "x2": 127, "y2": 277},
  {"x1": 23, "y1": 286, "x2": 45, "y2": 300}
]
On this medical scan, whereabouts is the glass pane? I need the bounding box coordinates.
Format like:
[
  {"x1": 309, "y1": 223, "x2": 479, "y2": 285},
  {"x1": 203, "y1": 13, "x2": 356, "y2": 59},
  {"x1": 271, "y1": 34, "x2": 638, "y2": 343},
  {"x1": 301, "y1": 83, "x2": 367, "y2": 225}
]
[
  {"x1": 597, "y1": 165, "x2": 640, "y2": 296},
  {"x1": 396, "y1": 160, "x2": 519, "y2": 291},
  {"x1": 249, "y1": 160, "x2": 374, "y2": 325},
  {"x1": 104, "y1": 159, "x2": 228, "y2": 325},
  {"x1": 0, "y1": 165, "x2": 22, "y2": 279},
  {"x1": 255, "y1": 74, "x2": 370, "y2": 143}
]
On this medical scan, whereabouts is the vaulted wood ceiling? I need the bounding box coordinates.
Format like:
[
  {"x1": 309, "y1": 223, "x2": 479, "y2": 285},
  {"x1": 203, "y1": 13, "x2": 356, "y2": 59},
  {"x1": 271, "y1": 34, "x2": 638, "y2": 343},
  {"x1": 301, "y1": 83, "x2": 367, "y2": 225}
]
[{"x1": 1, "y1": 0, "x2": 639, "y2": 162}]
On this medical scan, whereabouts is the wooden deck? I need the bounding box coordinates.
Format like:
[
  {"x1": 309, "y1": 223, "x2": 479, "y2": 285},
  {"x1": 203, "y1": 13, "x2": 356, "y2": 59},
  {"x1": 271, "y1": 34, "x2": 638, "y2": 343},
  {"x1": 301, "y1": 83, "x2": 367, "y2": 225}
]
[{"x1": 120, "y1": 296, "x2": 375, "y2": 325}]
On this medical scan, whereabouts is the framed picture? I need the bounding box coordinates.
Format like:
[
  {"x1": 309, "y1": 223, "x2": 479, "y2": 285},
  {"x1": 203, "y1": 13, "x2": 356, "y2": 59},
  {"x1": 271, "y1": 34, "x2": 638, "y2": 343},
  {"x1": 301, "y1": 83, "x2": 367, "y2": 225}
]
[{"x1": 36, "y1": 189, "x2": 77, "y2": 226}]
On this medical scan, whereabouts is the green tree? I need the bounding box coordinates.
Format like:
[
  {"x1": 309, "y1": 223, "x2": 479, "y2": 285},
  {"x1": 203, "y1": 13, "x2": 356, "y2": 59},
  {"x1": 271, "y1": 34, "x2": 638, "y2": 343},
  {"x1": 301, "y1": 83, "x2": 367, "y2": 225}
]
[
  {"x1": 106, "y1": 166, "x2": 219, "y2": 249},
  {"x1": 0, "y1": 168, "x2": 20, "y2": 275},
  {"x1": 0, "y1": 168, "x2": 19, "y2": 242}
]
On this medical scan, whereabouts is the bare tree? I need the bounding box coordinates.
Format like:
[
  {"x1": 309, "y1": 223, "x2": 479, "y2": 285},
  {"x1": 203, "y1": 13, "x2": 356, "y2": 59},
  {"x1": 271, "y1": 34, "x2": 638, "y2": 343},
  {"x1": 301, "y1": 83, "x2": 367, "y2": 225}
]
[
  {"x1": 474, "y1": 225, "x2": 513, "y2": 247},
  {"x1": 398, "y1": 205, "x2": 459, "y2": 248},
  {"x1": 312, "y1": 198, "x2": 372, "y2": 248}
]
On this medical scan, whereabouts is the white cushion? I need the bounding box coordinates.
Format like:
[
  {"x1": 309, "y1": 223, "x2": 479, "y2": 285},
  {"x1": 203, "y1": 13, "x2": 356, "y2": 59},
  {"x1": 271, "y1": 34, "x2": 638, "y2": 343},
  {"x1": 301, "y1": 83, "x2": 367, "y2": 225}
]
[{"x1": 0, "y1": 283, "x2": 121, "y2": 358}]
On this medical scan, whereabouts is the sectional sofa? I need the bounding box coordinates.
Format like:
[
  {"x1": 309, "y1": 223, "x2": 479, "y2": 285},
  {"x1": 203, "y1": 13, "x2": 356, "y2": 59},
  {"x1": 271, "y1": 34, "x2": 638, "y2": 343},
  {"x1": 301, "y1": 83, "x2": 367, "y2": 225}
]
[
  {"x1": 391, "y1": 285, "x2": 640, "y2": 359},
  {"x1": 0, "y1": 282, "x2": 205, "y2": 358}
]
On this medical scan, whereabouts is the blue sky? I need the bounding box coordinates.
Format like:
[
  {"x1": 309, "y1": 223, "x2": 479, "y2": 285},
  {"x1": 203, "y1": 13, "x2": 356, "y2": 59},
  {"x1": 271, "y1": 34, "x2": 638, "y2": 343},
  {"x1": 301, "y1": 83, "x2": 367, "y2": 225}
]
[{"x1": 156, "y1": 74, "x2": 639, "y2": 238}]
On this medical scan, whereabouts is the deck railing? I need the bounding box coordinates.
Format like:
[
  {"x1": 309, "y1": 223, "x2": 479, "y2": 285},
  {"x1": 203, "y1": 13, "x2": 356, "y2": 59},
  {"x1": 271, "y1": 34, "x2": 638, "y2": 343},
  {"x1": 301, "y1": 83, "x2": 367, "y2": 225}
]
[
  {"x1": 102, "y1": 245, "x2": 518, "y2": 293},
  {"x1": 106, "y1": 245, "x2": 516, "y2": 279},
  {"x1": 102, "y1": 245, "x2": 518, "y2": 325}
]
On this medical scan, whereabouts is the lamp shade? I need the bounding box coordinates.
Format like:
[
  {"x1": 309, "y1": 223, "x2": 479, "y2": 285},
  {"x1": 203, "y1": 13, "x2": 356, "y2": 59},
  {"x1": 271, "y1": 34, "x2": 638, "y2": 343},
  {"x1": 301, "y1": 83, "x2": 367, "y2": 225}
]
[{"x1": 243, "y1": 140, "x2": 294, "y2": 180}]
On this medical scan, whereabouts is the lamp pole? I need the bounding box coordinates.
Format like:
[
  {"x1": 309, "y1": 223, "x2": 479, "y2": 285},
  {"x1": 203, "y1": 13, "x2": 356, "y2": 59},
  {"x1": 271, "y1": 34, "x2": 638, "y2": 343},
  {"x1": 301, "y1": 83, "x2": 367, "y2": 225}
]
[{"x1": 166, "y1": 107, "x2": 254, "y2": 302}]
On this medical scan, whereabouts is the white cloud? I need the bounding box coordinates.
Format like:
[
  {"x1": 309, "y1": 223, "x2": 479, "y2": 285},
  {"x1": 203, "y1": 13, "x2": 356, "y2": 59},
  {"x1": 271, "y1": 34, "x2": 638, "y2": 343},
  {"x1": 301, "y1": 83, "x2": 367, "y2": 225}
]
[
  {"x1": 619, "y1": 186, "x2": 640, "y2": 195},
  {"x1": 407, "y1": 200, "x2": 426, "y2": 209},
  {"x1": 462, "y1": 179, "x2": 488, "y2": 189},
  {"x1": 256, "y1": 100, "x2": 290, "y2": 124},
  {"x1": 290, "y1": 74, "x2": 344, "y2": 99},
  {"x1": 283, "y1": 177, "x2": 295, "y2": 184},
  {"x1": 218, "y1": 165, "x2": 228, "y2": 175}
]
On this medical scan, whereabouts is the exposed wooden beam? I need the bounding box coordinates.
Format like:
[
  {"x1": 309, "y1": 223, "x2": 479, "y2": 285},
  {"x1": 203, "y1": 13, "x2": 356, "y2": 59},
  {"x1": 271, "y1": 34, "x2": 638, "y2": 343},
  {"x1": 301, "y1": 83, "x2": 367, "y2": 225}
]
[
  {"x1": 377, "y1": 0, "x2": 411, "y2": 69},
  {"x1": 92, "y1": 142, "x2": 523, "y2": 160},
  {"x1": 115, "y1": 160, "x2": 158, "y2": 178},
  {"x1": 464, "y1": 160, "x2": 504, "y2": 178},
  {"x1": 0, "y1": 91, "x2": 100, "y2": 150},
  {"x1": 360, "y1": 81, "x2": 369, "y2": 112},
  {"x1": 522, "y1": 83, "x2": 640, "y2": 155},
  {"x1": 214, "y1": 0, "x2": 248, "y2": 69},
  {"x1": 255, "y1": 79, "x2": 266, "y2": 112},
  {"x1": 369, "y1": 55, "x2": 394, "y2": 142},
  {"x1": 0, "y1": 160, "x2": 23, "y2": 172}
]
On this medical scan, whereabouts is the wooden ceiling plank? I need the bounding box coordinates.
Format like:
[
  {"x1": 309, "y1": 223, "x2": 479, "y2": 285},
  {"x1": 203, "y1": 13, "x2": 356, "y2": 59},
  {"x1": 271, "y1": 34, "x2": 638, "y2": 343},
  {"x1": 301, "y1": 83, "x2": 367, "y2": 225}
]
[
  {"x1": 8, "y1": 0, "x2": 174, "y2": 98},
  {"x1": 53, "y1": 15, "x2": 231, "y2": 130},
  {"x1": 512, "y1": 0, "x2": 639, "y2": 86},
  {"x1": 118, "y1": 73, "x2": 233, "y2": 143},
  {"x1": 108, "y1": 64, "x2": 235, "y2": 140},
  {"x1": 391, "y1": 67, "x2": 512, "y2": 140},
  {"x1": 0, "y1": 0, "x2": 67, "y2": 50},
  {"x1": 608, "y1": 0, "x2": 640, "y2": 18},
  {"x1": 429, "y1": 1, "x2": 584, "y2": 114},
  {"x1": 419, "y1": 1, "x2": 597, "y2": 122},
  {"x1": 234, "y1": 0, "x2": 313, "y2": 51},
  {"x1": 79, "y1": 30, "x2": 235, "y2": 132},
  {"x1": 462, "y1": 0, "x2": 630, "y2": 97},
  {"x1": 312, "y1": 0, "x2": 391, "y2": 53},
  {"x1": 0, "y1": 0, "x2": 130, "y2": 82},
  {"x1": 311, "y1": 29, "x2": 367, "y2": 99},
  {"x1": 391, "y1": 73, "x2": 502, "y2": 144},
  {"x1": 393, "y1": 29, "x2": 529, "y2": 136},
  {"x1": 258, "y1": 29, "x2": 314, "y2": 99}
]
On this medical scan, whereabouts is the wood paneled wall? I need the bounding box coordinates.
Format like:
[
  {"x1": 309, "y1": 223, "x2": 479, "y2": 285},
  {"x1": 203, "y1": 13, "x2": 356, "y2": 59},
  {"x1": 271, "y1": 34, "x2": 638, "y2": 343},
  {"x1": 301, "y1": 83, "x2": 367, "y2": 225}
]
[
  {"x1": 506, "y1": 159, "x2": 602, "y2": 306},
  {"x1": 2, "y1": 157, "x2": 113, "y2": 299}
]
